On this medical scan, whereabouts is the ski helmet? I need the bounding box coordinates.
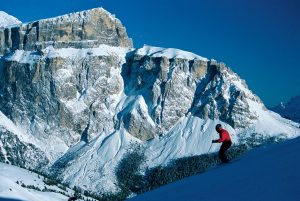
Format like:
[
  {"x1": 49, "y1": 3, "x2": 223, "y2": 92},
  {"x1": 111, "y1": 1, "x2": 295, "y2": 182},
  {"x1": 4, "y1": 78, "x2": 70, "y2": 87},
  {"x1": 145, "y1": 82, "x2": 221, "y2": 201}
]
[{"x1": 215, "y1": 124, "x2": 222, "y2": 131}]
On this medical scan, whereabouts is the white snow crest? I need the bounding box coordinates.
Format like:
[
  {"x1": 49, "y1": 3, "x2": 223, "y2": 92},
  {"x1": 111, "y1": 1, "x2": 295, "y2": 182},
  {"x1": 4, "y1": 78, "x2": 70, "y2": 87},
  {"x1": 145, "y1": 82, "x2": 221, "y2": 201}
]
[
  {"x1": 137, "y1": 45, "x2": 208, "y2": 61},
  {"x1": 0, "y1": 11, "x2": 21, "y2": 28}
]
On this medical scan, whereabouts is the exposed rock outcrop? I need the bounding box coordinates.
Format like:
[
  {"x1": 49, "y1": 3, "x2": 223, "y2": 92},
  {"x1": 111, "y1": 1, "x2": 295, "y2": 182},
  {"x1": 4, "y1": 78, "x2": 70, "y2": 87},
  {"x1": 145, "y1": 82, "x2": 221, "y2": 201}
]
[
  {"x1": 0, "y1": 45, "x2": 128, "y2": 161},
  {"x1": 0, "y1": 8, "x2": 132, "y2": 55},
  {"x1": 123, "y1": 48, "x2": 260, "y2": 132}
]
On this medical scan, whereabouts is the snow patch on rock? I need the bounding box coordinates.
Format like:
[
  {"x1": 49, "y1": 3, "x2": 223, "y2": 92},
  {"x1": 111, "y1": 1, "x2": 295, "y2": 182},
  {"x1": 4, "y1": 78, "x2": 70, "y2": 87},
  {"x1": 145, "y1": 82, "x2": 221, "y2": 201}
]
[{"x1": 137, "y1": 45, "x2": 208, "y2": 61}]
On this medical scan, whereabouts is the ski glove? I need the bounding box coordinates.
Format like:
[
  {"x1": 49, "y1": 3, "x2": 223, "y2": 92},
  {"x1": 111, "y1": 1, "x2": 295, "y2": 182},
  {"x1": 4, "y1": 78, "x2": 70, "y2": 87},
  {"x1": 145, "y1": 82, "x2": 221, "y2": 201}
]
[{"x1": 212, "y1": 140, "x2": 218, "y2": 143}]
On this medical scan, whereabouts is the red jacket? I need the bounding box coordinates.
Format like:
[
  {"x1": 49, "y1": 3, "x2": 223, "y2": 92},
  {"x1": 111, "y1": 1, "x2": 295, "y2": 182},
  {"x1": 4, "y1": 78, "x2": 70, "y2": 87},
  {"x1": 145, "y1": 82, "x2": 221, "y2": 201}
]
[{"x1": 216, "y1": 128, "x2": 231, "y2": 143}]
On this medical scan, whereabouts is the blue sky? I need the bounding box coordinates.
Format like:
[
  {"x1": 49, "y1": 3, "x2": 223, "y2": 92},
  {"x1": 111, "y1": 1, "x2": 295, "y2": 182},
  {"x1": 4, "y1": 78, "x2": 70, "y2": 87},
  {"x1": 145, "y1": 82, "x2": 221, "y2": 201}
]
[{"x1": 1, "y1": 0, "x2": 299, "y2": 107}]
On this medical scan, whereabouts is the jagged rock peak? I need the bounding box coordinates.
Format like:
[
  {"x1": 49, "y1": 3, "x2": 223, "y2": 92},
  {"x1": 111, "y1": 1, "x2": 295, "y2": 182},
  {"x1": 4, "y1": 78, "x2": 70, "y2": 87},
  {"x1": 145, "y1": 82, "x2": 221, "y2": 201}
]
[
  {"x1": 0, "y1": 7, "x2": 133, "y2": 55},
  {"x1": 40, "y1": 7, "x2": 117, "y2": 21},
  {"x1": 0, "y1": 11, "x2": 21, "y2": 28}
]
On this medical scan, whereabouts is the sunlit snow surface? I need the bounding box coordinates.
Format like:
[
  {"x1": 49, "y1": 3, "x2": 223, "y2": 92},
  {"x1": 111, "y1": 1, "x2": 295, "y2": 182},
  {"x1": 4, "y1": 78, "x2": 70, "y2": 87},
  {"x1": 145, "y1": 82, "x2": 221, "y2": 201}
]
[
  {"x1": 137, "y1": 45, "x2": 208, "y2": 61},
  {"x1": 0, "y1": 163, "x2": 70, "y2": 201},
  {"x1": 0, "y1": 11, "x2": 21, "y2": 28},
  {"x1": 131, "y1": 137, "x2": 300, "y2": 201},
  {"x1": 144, "y1": 110, "x2": 299, "y2": 168}
]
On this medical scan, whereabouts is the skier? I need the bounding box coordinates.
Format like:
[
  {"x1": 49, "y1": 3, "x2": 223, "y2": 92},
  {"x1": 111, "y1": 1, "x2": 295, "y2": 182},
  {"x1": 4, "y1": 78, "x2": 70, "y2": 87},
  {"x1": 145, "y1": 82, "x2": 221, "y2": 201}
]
[{"x1": 212, "y1": 124, "x2": 232, "y2": 163}]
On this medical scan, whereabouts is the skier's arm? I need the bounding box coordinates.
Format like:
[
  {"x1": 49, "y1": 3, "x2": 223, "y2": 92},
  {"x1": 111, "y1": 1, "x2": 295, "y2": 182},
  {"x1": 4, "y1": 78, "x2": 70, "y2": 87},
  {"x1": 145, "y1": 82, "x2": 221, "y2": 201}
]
[
  {"x1": 214, "y1": 132, "x2": 225, "y2": 143},
  {"x1": 217, "y1": 135, "x2": 226, "y2": 143},
  {"x1": 212, "y1": 139, "x2": 223, "y2": 143}
]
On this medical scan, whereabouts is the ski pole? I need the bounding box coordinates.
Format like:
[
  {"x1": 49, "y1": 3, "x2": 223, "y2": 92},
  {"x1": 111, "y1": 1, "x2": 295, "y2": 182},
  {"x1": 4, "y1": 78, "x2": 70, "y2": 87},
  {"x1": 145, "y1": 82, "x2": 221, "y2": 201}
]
[{"x1": 207, "y1": 143, "x2": 213, "y2": 153}]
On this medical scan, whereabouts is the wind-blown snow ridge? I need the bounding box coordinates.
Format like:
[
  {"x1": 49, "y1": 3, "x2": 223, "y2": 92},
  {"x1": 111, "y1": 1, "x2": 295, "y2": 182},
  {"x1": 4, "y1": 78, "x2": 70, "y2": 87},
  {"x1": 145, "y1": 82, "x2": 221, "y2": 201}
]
[
  {"x1": 137, "y1": 45, "x2": 208, "y2": 61},
  {"x1": 0, "y1": 11, "x2": 21, "y2": 28}
]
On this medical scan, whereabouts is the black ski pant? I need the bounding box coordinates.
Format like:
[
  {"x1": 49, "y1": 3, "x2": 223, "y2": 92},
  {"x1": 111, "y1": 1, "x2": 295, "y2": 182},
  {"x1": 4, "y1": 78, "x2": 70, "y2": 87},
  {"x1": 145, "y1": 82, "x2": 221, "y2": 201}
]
[{"x1": 219, "y1": 141, "x2": 232, "y2": 163}]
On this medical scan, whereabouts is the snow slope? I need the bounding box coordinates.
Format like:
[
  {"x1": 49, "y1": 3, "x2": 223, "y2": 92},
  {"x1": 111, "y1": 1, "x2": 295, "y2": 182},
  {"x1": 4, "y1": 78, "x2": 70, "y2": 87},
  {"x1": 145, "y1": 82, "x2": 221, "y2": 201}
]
[
  {"x1": 51, "y1": 128, "x2": 140, "y2": 193},
  {"x1": 144, "y1": 110, "x2": 299, "y2": 168},
  {"x1": 0, "y1": 163, "x2": 72, "y2": 201},
  {"x1": 131, "y1": 136, "x2": 300, "y2": 201},
  {"x1": 272, "y1": 95, "x2": 300, "y2": 123},
  {"x1": 0, "y1": 11, "x2": 21, "y2": 28}
]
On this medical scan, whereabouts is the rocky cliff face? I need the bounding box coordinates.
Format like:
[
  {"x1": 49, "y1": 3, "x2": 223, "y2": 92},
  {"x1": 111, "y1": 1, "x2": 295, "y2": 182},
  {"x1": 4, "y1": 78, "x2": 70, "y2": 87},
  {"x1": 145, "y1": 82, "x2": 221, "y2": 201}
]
[
  {"x1": 123, "y1": 48, "x2": 260, "y2": 134},
  {"x1": 0, "y1": 8, "x2": 132, "y2": 165},
  {"x1": 0, "y1": 8, "x2": 132, "y2": 55},
  {"x1": 0, "y1": 45, "x2": 130, "y2": 162},
  {"x1": 0, "y1": 7, "x2": 299, "y2": 194}
]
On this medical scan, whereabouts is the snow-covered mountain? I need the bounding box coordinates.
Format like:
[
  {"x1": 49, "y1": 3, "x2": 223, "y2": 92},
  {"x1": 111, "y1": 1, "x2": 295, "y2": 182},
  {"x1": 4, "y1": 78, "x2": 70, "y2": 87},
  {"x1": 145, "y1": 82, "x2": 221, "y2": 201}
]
[
  {"x1": 0, "y1": 11, "x2": 21, "y2": 28},
  {"x1": 271, "y1": 95, "x2": 300, "y2": 123},
  {"x1": 130, "y1": 137, "x2": 300, "y2": 201},
  {"x1": 0, "y1": 7, "x2": 299, "y2": 197}
]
